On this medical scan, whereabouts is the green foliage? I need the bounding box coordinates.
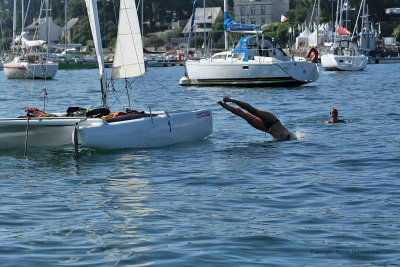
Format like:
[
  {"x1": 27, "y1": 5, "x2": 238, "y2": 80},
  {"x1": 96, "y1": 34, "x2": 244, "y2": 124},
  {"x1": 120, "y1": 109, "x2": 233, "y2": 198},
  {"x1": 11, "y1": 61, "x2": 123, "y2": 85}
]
[
  {"x1": 71, "y1": 19, "x2": 90, "y2": 46},
  {"x1": 163, "y1": 27, "x2": 183, "y2": 46},
  {"x1": 285, "y1": 7, "x2": 308, "y2": 25},
  {"x1": 393, "y1": 25, "x2": 400, "y2": 41},
  {"x1": 262, "y1": 23, "x2": 290, "y2": 46},
  {"x1": 146, "y1": 34, "x2": 164, "y2": 49},
  {"x1": 190, "y1": 35, "x2": 204, "y2": 48}
]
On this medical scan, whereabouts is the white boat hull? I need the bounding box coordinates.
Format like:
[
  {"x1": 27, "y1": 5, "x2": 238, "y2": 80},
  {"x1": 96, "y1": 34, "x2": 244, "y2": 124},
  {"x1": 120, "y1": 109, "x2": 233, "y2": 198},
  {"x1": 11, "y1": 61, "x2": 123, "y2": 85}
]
[
  {"x1": 0, "y1": 117, "x2": 89, "y2": 149},
  {"x1": 321, "y1": 54, "x2": 368, "y2": 71},
  {"x1": 181, "y1": 58, "x2": 319, "y2": 86},
  {"x1": 3, "y1": 61, "x2": 58, "y2": 79},
  {"x1": 76, "y1": 110, "x2": 213, "y2": 150}
]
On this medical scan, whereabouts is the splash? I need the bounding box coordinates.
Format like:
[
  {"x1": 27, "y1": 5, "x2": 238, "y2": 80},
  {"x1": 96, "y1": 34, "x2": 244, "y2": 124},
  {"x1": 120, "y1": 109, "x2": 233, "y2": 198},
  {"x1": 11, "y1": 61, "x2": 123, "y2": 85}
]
[{"x1": 294, "y1": 126, "x2": 309, "y2": 140}]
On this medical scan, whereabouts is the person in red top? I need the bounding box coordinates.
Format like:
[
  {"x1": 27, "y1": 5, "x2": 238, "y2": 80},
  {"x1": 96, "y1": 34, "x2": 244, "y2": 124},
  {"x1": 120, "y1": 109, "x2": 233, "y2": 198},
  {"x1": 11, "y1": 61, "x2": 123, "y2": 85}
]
[{"x1": 217, "y1": 97, "x2": 295, "y2": 141}]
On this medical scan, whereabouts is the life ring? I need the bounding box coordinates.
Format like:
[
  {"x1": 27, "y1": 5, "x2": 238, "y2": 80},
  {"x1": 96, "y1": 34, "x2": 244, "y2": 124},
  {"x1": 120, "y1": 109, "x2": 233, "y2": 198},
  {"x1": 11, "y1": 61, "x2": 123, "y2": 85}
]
[{"x1": 306, "y1": 47, "x2": 318, "y2": 63}]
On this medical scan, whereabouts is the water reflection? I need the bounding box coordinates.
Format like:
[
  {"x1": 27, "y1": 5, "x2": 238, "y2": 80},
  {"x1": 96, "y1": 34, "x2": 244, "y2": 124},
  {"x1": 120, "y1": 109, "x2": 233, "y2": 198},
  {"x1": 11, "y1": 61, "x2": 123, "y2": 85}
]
[{"x1": 99, "y1": 153, "x2": 156, "y2": 264}]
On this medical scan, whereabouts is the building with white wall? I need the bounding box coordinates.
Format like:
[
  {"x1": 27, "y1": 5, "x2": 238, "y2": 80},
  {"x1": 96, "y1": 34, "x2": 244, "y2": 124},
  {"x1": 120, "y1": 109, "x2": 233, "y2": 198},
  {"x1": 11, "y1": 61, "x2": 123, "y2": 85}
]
[{"x1": 234, "y1": 0, "x2": 289, "y2": 26}]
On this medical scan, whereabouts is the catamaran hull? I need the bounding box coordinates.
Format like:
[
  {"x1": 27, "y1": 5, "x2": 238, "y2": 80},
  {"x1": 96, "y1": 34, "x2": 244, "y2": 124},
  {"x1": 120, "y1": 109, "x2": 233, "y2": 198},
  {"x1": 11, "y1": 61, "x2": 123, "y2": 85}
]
[
  {"x1": 321, "y1": 54, "x2": 368, "y2": 71},
  {"x1": 76, "y1": 110, "x2": 213, "y2": 150},
  {"x1": 3, "y1": 62, "x2": 58, "y2": 79},
  {"x1": 0, "y1": 117, "x2": 88, "y2": 149},
  {"x1": 181, "y1": 60, "x2": 319, "y2": 86}
]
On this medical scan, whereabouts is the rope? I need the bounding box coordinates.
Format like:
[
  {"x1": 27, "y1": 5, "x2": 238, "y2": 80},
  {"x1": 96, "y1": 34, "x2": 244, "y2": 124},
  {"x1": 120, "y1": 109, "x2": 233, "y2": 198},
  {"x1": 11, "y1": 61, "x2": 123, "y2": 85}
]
[{"x1": 39, "y1": 87, "x2": 48, "y2": 111}]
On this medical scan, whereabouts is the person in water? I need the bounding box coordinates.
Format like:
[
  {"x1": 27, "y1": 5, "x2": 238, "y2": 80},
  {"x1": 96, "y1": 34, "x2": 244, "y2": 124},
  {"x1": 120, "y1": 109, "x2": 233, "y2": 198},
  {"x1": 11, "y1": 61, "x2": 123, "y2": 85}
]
[
  {"x1": 325, "y1": 108, "x2": 345, "y2": 123},
  {"x1": 217, "y1": 97, "x2": 296, "y2": 141}
]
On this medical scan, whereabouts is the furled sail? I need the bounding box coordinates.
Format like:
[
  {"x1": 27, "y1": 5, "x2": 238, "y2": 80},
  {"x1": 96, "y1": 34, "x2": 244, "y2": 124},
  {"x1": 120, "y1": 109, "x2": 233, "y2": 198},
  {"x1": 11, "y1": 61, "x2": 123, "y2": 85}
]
[
  {"x1": 111, "y1": 0, "x2": 145, "y2": 80},
  {"x1": 224, "y1": 16, "x2": 260, "y2": 32}
]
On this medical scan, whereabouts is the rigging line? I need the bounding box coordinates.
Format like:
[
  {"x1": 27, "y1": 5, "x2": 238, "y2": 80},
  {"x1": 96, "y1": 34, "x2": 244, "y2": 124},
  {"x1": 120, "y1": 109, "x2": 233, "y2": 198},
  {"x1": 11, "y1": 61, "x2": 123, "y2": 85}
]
[
  {"x1": 24, "y1": 0, "x2": 32, "y2": 27},
  {"x1": 108, "y1": 79, "x2": 130, "y2": 110},
  {"x1": 125, "y1": 79, "x2": 133, "y2": 109}
]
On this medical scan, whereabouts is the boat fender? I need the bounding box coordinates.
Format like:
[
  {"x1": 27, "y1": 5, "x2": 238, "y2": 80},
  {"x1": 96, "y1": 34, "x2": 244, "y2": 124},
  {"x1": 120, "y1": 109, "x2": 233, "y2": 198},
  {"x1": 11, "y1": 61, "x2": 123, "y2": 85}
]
[
  {"x1": 73, "y1": 122, "x2": 79, "y2": 159},
  {"x1": 306, "y1": 47, "x2": 318, "y2": 63},
  {"x1": 165, "y1": 111, "x2": 171, "y2": 132}
]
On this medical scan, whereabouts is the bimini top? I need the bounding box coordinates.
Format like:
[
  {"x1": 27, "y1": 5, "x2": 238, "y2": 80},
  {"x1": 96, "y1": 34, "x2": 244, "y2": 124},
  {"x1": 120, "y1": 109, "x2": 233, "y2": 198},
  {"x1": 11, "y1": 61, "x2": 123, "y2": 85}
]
[{"x1": 231, "y1": 35, "x2": 287, "y2": 62}]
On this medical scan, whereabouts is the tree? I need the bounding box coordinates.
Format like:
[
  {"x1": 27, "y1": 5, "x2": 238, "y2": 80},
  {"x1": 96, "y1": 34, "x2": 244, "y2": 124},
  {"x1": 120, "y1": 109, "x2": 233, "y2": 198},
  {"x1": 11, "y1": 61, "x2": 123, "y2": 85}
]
[
  {"x1": 146, "y1": 34, "x2": 164, "y2": 50},
  {"x1": 393, "y1": 25, "x2": 400, "y2": 41},
  {"x1": 262, "y1": 23, "x2": 290, "y2": 46}
]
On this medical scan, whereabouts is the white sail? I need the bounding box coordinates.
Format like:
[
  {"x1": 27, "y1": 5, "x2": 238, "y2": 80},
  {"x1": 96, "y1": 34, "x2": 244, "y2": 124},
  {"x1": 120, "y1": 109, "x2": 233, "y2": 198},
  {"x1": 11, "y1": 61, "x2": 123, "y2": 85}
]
[
  {"x1": 85, "y1": 0, "x2": 107, "y2": 107},
  {"x1": 111, "y1": 0, "x2": 145, "y2": 80}
]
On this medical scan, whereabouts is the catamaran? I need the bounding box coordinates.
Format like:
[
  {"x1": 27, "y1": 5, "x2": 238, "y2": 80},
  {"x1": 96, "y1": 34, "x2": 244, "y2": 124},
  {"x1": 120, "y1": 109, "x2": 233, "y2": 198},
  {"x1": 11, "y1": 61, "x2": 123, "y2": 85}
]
[{"x1": 0, "y1": 0, "x2": 212, "y2": 153}]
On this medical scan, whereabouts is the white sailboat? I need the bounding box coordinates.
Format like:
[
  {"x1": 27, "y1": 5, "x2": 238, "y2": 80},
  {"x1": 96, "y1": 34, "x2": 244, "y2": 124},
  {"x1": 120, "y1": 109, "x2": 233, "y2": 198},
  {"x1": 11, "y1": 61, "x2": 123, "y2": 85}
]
[
  {"x1": 3, "y1": 0, "x2": 58, "y2": 79},
  {"x1": 320, "y1": 39, "x2": 367, "y2": 71},
  {"x1": 179, "y1": 0, "x2": 319, "y2": 86},
  {"x1": 320, "y1": 0, "x2": 367, "y2": 71},
  {"x1": 0, "y1": 0, "x2": 212, "y2": 152}
]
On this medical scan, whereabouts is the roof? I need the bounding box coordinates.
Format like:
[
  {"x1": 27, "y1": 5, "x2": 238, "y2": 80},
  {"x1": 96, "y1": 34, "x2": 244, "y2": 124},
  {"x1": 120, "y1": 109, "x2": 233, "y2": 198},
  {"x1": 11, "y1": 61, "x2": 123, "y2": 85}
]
[
  {"x1": 25, "y1": 17, "x2": 61, "y2": 30},
  {"x1": 66, "y1": 18, "x2": 79, "y2": 31},
  {"x1": 182, "y1": 7, "x2": 222, "y2": 34}
]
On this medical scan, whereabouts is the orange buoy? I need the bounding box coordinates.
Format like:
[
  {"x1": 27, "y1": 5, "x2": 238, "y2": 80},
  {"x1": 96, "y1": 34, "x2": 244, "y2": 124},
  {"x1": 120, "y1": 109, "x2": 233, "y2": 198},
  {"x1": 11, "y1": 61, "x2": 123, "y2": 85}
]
[{"x1": 306, "y1": 47, "x2": 318, "y2": 63}]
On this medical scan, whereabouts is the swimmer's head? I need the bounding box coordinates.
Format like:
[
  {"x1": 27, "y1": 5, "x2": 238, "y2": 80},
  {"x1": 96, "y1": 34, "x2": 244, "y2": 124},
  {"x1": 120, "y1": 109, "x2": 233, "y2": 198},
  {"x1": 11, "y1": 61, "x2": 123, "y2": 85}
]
[{"x1": 330, "y1": 108, "x2": 338, "y2": 118}]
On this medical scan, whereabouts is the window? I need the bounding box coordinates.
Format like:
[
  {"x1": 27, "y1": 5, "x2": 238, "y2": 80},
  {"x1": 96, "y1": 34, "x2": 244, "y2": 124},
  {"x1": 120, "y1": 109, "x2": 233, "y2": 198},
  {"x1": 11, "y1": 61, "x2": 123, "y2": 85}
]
[
  {"x1": 251, "y1": 6, "x2": 255, "y2": 15},
  {"x1": 241, "y1": 19, "x2": 246, "y2": 24},
  {"x1": 261, "y1": 18, "x2": 265, "y2": 25},
  {"x1": 261, "y1": 6, "x2": 265, "y2": 15},
  {"x1": 251, "y1": 18, "x2": 255, "y2": 25},
  {"x1": 241, "y1": 7, "x2": 245, "y2": 15}
]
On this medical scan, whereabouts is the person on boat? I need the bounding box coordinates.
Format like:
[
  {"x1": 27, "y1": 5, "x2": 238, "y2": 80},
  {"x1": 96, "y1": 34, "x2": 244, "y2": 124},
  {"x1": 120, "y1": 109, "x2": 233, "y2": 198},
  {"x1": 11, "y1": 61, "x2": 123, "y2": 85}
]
[
  {"x1": 217, "y1": 97, "x2": 296, "y2": 141},
  {"x1": 325, "y1": 108, "x2": 345, "y2": 123}
]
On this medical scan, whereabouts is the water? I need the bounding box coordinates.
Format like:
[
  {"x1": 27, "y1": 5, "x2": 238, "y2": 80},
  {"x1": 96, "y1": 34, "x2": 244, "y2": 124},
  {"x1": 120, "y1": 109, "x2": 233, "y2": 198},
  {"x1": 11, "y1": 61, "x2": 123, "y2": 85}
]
[{"x1": 0, "y1": 64, "x2": 399, "y2": 266}]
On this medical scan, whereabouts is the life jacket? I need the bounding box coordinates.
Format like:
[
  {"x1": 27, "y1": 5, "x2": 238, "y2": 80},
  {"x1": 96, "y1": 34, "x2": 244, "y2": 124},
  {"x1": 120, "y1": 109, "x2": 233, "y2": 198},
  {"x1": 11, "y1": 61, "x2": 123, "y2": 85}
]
[{"x1": 18, "y1": 108, "x2": 47, "y2": 118}]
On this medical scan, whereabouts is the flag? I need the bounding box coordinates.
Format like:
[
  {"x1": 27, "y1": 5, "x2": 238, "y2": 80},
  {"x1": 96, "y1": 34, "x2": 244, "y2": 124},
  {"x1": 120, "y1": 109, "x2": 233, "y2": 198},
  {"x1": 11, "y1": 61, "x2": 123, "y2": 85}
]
[
  {"x1": 281, "y1": 14, "x2": 288, "y2": 23},
  {"x1": 378, "y1": 22, "x2": 381, "y2": 35},
  {"x1": 298, "y1": 24, "x2": 301, "y2": 31},
  {"x1": 288, "y1": 27, "x2": 292, "y2": 33}
]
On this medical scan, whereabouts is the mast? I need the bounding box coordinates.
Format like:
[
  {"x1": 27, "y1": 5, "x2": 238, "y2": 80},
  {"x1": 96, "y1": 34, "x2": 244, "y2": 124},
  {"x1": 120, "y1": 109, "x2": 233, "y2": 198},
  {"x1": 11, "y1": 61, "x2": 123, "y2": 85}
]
[
  {"x1": 224, "y1": 0, "x2": 228, "y2": 50},
  {"x1": 317, "y1": 0, "x2": 320, "y2": 49},
  {"x1": 187, "y1": 0, "x2": 197, "y2": 56},
  {"x1": 141, "y1": 0, "x2": 144, "y2": 47},
  {"x1": 21, "y1": 0, "x2": 24, "y2": 33},
  {"x1": 339, "y1": 0, "x2": 343, "y2": 27},
  {"x1": 203, "y1": 0, "x2": 206, "y2": 55},
  {"x1": 45, "y1": 0, "x2": 49, "y2": 54},
  {"x1": 85, "y1": 0, "x2": 107, "y2": 108},
  {"x1": 12, "y1": 0, "x2": 16, "y2": 54},
  {"x1": 345, "y1": 0, "x2": 348, "y2": 29},
  {"x1": 65, "y1": 0, "x2": 67, "y2": 51}
]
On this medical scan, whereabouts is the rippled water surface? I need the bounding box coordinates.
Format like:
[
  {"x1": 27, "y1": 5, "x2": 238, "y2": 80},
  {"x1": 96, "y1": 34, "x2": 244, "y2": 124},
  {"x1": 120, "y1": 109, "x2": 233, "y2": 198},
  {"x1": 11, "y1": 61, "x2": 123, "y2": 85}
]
[{"x1": 1, "y1": 64, "x2": 399, "y2": 266}]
